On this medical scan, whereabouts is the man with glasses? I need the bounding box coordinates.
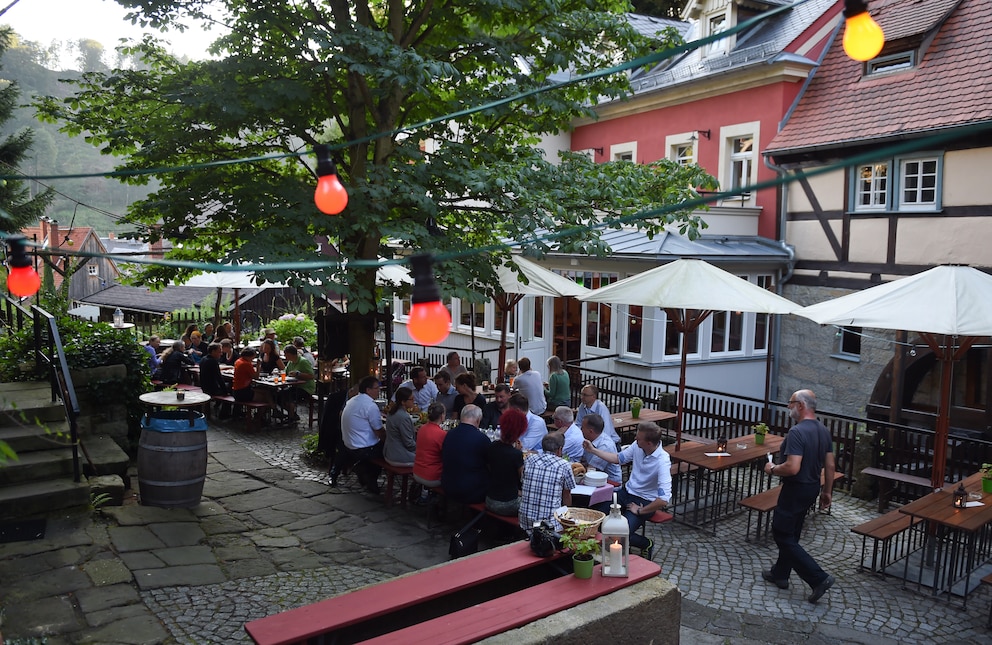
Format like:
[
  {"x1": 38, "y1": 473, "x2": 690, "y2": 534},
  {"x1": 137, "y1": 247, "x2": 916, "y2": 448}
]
[
  {"x1": 762, "y1": 389, "x2": 836, "y2": 603},
  {"x1": 340, "y1": 375, "x2": 386, "y2": 494},
  {"x1": 576, "y1": 385, "x2": 620, "y2": 445}
]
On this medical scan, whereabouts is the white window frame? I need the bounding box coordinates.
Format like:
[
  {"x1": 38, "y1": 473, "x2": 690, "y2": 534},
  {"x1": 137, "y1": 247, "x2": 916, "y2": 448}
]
[
  {"x1": 610, "y1": 141, "x2": 637, "y2": 163},
  {"x1": 850, "y1": 153, "x2": 942, "y2": 213},
  {"x1": 622, "y1": 304, "x2": 645, "y2": 358},
  {"x1": 718, "y1": 121, "x2": 760, "y2": 204},
  {"x1": 854, "y1": 162, "x2": 888, "y2": 211},
  {"x1": 833, "y1": 326, "x2": 862, "y2": 362},
  {"x1": 706, "y1": 11, "x2": 729, "y2": 56},
  {"x1": 752, "y1": 275, "x2": 774, "y2": 354},
  {"x1": 87, "y1": 264, "x2": 99, "y2": 276},
  {"x1": 666, "y1": 131, "x2": 696, "y2": 166}
]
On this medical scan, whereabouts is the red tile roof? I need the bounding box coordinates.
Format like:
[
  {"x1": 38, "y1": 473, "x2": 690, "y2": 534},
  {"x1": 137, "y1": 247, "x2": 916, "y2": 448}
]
[{"x1": 766, "y1": 0, "x2": 991, "y2": 157}]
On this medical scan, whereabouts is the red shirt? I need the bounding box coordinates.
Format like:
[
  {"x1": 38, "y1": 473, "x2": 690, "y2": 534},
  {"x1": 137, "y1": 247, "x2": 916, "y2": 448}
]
[
  {"x1": 413, "y1": 422, "x2": 446, "y2": 483},
  {"x1": 232, "y1": 357, "x2": 257, "y2": 391}
]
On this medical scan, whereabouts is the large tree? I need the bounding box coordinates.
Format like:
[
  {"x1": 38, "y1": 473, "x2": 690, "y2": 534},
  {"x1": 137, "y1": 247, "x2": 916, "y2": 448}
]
[{"x1": 37, "y1": 0, "x2": 714, "y2": 364}]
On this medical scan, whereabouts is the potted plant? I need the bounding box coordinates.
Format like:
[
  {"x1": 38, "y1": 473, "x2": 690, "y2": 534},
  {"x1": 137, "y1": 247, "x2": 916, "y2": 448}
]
[
  {"x1": 752, "y1": 422, "x2": 769, "y2": 446},
  {"x1": 630, "y1": 396, "x2": 644, "y2": 419},
  {"x1": 559, "y1": 526, "x2": 600, "y2": 579},
  {"x1": 981, "y1": 463, "x2": 992, "y2": 494}
]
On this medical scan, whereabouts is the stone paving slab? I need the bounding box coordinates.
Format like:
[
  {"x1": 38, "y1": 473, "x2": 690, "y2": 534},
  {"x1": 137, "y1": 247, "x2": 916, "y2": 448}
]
[{"x1": 132, "y1": 563, "x2": 227, "y2": 590}]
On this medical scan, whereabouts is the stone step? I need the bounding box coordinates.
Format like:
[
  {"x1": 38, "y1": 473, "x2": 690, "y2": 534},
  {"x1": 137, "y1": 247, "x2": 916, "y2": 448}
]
[
  {"x1": 0, "y1": 382, "x2": 68, "y2": 425},
  {"x1": 0, "y1": 479, "x2": 91, "y2": 519},
  {"x1": 81, "y1": 435, "x2": 130, "y2": 482},
  {"x1": 0, "y1": 448, "x2": 77, "y2": 485},
  {"x1": 0, "y1": 422, "x2": 73, "y2": 454}
]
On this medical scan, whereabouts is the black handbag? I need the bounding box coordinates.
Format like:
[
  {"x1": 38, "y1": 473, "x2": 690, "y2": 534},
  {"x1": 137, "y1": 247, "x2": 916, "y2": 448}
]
[
  {"x1": 529, "y1": 521, "x2": 562, "y2": 558},
  {"x1": 449, "y1": 510, "x2": 485, "y2": 558}
]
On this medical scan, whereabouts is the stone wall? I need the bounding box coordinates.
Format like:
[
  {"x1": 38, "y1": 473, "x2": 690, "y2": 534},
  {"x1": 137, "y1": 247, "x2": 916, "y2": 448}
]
[
  {"x1": 778, "y1": 284, "x2": 897, "y2": 419},
  {"x1": 69, "y1": 364, "x2": 130, "y2": 452}
]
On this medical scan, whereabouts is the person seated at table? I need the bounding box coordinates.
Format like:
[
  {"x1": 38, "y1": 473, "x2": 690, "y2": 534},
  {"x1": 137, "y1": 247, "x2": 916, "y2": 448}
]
[
  {"x1": 586, "y1": 422, "x2": 671, "y2": 560},
  {"x1": 544, "y1": 356, "x2": 570, "y2": 410},
  {"x1": 437, "y1": 351, "x2": 467, "y2": 383},
  {"x1": 341, "y1": 375, "x2": 386, "y2": 495},
  {"x1": 180, "y1": 323, "x2": 198, "y2": 350},
  {"x1": 551, "y1": 406, "x2": 584, "y2": 461},
  {"x1": 261, "y1": 327, "x2": 280, "y2": 352},
  {"x1": 383, "y1": 386, "x2": 417, "y2": 468},
  {"x1": 156, "y1": 340, "x2": 194, "y2": 385},
  {"x1": 144, "y1": 335, "x2": 161, "y2": 373},
  {"x1": 513, "y1": 357, "x2": 546, "y2": 415},
  {"x1": 231, "y1": 347, "x2": 275, "y2": 408},
  {"x1": 485, "y1": 408, "x2": 526, "y2": 517},
  {"x1": 219, "y1": 338, "x2": 237, "y2": 366},
  {"x1": 576, "y1": 384, "x2": 620, "y2": 446},
  {"x1": 433, "y1": 371, "x2": 458, "y2": 418},
  {"x1": 481, "y1": 383, "x2": 511, "y2": 430},
  {"x1": 215, "y1": 320, "x2": 233, "y2": 342},
  {"x1": 292, "y1": 337, "x2": 316, "y2": 367},
  {"x1": 441, "y1": 404, "x2": 488, "y2": 504},
  {"x1": 201, "y1": 322, "x2": 216, "y2": 344},
  {"x1": 503, "y1": 359, "x2": 519, "y2": 384},
  {"x1": 395, "y1": 366, "x2": 438, "y2": 411},
  {"x1": 452, "y1": 372, "x2": 486, "y2": 419},
  {"x1": 413, "y1": 402, "x2": 447, "y2": 496},
  {"x1": 519, "y1": 433, "x2": 576, "y2": 532},
  {"x1": 188, "y1": 330, "x2": 208, "y2": 363},
  {"x1": 508, "y1": 393, "x2": 547, "y2": 452},
  {"x1": 580, "y1": 413, "x2": 621, "y2": 484},
  {"x1": 281, "y1": 344, "x2": 316, "y2": 423},
  {"x1": 199, "y1": 342, "x2": 232, "y2": 417},
  {"x1": 259, "y1": 338, "x2": 285, "y2": 375}
]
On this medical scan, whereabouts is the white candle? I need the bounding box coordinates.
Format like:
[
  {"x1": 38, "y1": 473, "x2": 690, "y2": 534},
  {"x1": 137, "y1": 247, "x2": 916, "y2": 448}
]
[{"x1": 609, "y1": 541, "x2": 622, "y2": 573}]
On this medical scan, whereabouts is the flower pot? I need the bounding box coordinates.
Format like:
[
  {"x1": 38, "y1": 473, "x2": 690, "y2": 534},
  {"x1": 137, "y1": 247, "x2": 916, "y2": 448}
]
[
  {"x1": 982, "y1": 477, "x2": 992, "y2": 494},
  {"x1": 631, "y1": 403, "x2": 642, "y2": 419},
  {"x1": 755, "y1": 434, "x2": 765, "y2": 446},
  {"x1": 573, "y1": 554, "x2": 594, "y2": 579}
]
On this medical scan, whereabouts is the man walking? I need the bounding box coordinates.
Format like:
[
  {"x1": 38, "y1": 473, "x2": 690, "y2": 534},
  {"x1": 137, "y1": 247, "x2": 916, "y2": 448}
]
[{"x1": 762, "y1": 389, "x2": 836, "y2": 603}]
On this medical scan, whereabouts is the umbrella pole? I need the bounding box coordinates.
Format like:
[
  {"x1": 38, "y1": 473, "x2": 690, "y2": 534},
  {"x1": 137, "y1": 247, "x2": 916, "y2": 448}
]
[
  {"x1": 922, "y1": 334, "x2": 976, "y2": 489},
  {"x1": 234, "y1": 288, "x2": 242, "y2": 345},
  {"x1": 677, "y1": 337, "x2": 688, "y2": 451}
]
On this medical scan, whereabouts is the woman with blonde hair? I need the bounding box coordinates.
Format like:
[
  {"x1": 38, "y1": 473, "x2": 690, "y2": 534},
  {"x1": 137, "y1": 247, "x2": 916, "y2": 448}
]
[
  {"x1": 544, "y1": 355, "x2": 570, "y2": 409},
  {"x1": 503, "y1": 359, "x2": 519, "y2": 384}
]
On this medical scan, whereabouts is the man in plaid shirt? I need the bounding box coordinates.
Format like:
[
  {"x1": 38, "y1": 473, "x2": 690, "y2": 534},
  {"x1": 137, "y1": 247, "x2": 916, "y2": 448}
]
[{"x1": 519, "y1": 433, "x2": 577, "y2": 532}]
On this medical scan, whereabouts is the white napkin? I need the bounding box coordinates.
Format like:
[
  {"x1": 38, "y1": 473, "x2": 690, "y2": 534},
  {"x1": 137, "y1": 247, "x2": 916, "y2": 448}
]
[
  {"x1": 705, "y1": 452, "x2": 732, "y2": 457},
  {"x1": 965, "y1": 501, "x2": 985, "y2": 508}
]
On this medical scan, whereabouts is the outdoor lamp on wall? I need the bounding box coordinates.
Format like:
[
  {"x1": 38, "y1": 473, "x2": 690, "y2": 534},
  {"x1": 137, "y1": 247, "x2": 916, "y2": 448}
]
[
  {"x1": 313, "y1": 144, "x2": 349, "y2": 215},
  {"x1": 4, "y1": 235, "x2": 41, "y2": 298},
  {"x1": 407, "y1": 254, "x2": 450, "y2": 346},
  {"x1": 601, "y1": 493, "x2": 629, "y2": 577},
  {"x1": 843, "y1": 0, "x2": 884, "y2": 62},
  {"x1": 953, "y1": 482, "x2": 967, "y2": 508}
]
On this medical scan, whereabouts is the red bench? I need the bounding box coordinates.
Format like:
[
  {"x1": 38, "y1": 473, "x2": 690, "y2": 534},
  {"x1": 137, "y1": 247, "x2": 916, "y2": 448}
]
[
  {"x1": 244, "y1": 541, "x2": 660, "y2": 645},
  {"x1": 370, "y1": 458, "x2": 413, "y2": 508}
]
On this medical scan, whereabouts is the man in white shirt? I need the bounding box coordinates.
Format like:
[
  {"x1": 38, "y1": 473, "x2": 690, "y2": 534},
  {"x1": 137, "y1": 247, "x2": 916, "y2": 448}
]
[
  {"x1": 575, "y1": 384, "x2": 620, "y2": 445},
  {"x1": 580, "y1": 413, "x2": 621, "y2": 483},
  {"x1": 513, "y1": 357, "x2": 546, "y2": 415},
  {"x1": 341, "y1": 375, "x2": 385, "y2": 494},
  {"x1": 585, "y1": 422, "x2": 671, "y2": 561},
  {"x1": 510, "y1": 393, "x2": 548, "y2": 452},
  {"x1": 551, "y1": 406, "x2": 585, "y2": 461},
  {"x1": 395, "y1": 366, "x2": 438, "y2": 410}
]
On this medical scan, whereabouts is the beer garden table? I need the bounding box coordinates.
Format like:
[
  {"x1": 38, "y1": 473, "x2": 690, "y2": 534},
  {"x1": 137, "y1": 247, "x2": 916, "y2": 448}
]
[{"x1": 665, "y1": 433, "x2": 784, "y2": 534}]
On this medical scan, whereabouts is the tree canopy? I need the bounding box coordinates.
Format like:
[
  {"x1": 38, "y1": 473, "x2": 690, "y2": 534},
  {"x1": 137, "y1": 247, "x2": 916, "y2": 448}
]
[{"x1": 36, "y1": 0, "x2": 714, "y2": 314}]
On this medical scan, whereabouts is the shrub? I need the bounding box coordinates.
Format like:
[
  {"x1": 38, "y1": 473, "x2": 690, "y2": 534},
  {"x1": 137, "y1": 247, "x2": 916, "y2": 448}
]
[{"x1": 269, "y1": 313, "x2": 316, "y2": 348}]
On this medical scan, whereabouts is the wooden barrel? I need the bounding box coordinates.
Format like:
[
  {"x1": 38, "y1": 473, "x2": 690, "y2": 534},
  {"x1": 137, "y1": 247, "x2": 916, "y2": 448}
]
[{"x1": 138, "y1": 411, "x2": 208, "y2": 508}]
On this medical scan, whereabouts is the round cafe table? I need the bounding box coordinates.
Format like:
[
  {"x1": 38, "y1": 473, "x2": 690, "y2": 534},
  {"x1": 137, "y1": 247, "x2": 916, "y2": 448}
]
[{"x1": 139, "y1": 390, "x2": 211, "y2": 426}]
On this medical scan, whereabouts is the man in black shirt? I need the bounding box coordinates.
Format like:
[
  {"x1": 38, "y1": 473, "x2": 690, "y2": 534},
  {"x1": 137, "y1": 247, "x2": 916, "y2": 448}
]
[{"x1": 199, "y1": 343, "x2": 231, "y2": 418}]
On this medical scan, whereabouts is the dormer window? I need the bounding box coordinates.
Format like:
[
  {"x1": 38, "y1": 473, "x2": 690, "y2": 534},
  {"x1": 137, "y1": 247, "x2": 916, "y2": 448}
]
[
  {"x1": 866, "y1": 51, "x2": 915, "y2": 76},
  {"x1": 707, "y1": 13, "x2": 729, "y2": 55}
]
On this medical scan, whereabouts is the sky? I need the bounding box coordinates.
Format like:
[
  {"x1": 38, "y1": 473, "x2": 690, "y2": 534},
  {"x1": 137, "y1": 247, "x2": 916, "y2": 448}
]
[{"x1": 3, "y1": 0, "x2": 218, "y2": 61}]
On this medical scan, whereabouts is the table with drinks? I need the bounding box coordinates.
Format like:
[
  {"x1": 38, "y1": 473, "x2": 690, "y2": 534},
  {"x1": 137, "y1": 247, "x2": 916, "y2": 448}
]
[{"x1": 665, "y1": 433, "x2": 784, "y2": 534}]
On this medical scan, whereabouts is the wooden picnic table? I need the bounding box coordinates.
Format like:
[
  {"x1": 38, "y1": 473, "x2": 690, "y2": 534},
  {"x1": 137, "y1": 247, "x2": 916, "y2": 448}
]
[
  {"x1": 665, "y1": 433, "x2": 784, "y2": 534},
  {"x1": 611, "y1": 408, "x2": 676, "y2": 443}
]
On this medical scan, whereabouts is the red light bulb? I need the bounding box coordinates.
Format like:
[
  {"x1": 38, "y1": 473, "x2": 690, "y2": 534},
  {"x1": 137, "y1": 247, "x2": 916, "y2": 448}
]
[
  {"x1": 408, "y1": 300, "x2": 451, "y2": 346},
  {"x1": 7, "y1": 264, "x2": 40, "y2": 297},
  {"x1": 315, "y1": 174, "x2": 349, "y2": 214}
]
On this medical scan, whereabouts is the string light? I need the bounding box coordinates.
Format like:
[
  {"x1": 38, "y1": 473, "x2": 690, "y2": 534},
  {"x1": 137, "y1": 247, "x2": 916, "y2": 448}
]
[
  {"x1": 843, "y1": 0, "x2": 884, "y2": 62},
  {"x1": 4, "y1": 235, "x2": 41, "y2": 298},
  {"x1": 407, "y1": 254, "x2": 450, "y2": 346},
  {"x1": 313, "y1": 144, "x2": 349, "y2": 215}
]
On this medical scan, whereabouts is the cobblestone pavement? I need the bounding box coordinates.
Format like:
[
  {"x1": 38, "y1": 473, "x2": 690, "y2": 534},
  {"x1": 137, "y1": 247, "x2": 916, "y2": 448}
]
[{"x1": 2, "y1": 418, "x2": 991, "y2": 644}]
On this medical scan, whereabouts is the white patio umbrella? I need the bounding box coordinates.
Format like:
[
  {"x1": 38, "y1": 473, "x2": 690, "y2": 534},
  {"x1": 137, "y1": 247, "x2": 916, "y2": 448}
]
[
  {"x1": 578, "y1": 258, "x2": 800, "y2": 448},
  {"x1": 491, "y1": 256, "x2": 590, "y2": 379},
  {"x1": 178, "y1": 271, "x2": 288, "y2": 342},
  {"x1": 797, "y1": 265, "x2": 992, "y2": 489}
]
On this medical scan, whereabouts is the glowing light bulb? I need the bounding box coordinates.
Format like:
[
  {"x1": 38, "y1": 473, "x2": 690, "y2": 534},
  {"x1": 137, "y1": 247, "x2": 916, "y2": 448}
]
[
  {"x1": 7, "y1": 264, "x2": 40, "y2": 297},
  {"x1": 843, "y1": 2, "x2": 884, "y2": 61},
  {"x1": 407, "y1": 254, "x2": 450, "y2": 346},
  {"x1": 313, "y1": 144, "x2": 349, "y2": 215}
]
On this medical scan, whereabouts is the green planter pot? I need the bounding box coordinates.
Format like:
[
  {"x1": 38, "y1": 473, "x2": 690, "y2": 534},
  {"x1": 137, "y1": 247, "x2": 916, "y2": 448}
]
[
  {"x1": 631, "y1": 404, "x2": 642, "y2": 419},
  {"x1": 982, "y1": 477, "x2": 992, "y2": 494},
  {"x1": 573, "y1": 555, "x2": 594, "y2": 579},
  {"x1": 755, "y1": 434, "x2": 765, "y2": 446}
]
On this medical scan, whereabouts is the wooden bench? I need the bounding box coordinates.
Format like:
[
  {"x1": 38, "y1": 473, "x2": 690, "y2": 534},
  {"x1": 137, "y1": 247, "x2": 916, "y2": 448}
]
[
  {"x1": 466, "y1": 501, "x2": 525, "y2": 537},
  {"x1": 211, "y1": 394, "x2": 275, "y2": 432},
  {"x1": 850, "y1": 509, "x2": 923, "y2": 575},
  {"x1": 244, "y1": 541, "x2": 659, "y2": 645},
  {"x1": 738, "y1": 471, "x2": 845, "y2": 542},
  {"x1": 370, "y1": 458, "x2": 413, "y2": 508},
  {"x1": 637, "y1": 509, "x2": 674, "y2": 558},
  {"x1": 861, "y1": 467, "x2": 931, "y2": 512}
]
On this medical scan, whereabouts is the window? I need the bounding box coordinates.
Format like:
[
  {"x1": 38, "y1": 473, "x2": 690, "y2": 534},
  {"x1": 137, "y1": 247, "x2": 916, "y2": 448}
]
[
  {"x1": 730, "y1": 136, "x2": 753, "y2": 193},
  {"x1": 707, "y1": 13, "x2": 728, "y2": 55},
  {"x1": 87, "y1": 265, "x2": 98, "y2": 276},
  {"x1": 624, "y1": 305, "x2": 643, "y2": 356},
  {"x1": 458, "y1": 297, "x2": 484, "y2": 329},
  {"x1": 582, "y1": 272, "x2": 616, "y2": 349},
  {"x1": 664, "y1": 313, "x2": 698, "y2": 358},
  {"x1": 836, "y1": 326, "x2": 862, "y2": 360},
  {"x1": 610, "y1": 142, "x2": 637, "y2": 164},
  {"x1": 850, "y1": 154, "x2": 942, "y2": 212},
  {"x1": 520, "y1": 296, "x2": 543, "y2": 341},
  {"x1": 673, "y1": 143, "x2": 694, "y2": 166},
  {"x1": 493, "y1": 306, "x2": 515, "y2": 335},
  {"x1": 710, "y1": 309, "x2": 744, "y2": 355},
  {"x1": 753, "y1": 275, "x2": 773, "y2": 352},
  {"x1": 866, "y1": 51, "x2": 914, "y2": 76}
]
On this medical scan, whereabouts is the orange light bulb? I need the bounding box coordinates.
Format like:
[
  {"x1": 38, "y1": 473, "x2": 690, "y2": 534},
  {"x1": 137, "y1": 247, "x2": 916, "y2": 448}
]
[
  {"x1": 843, "y1": 7, "x2": 884, "y2": 61},
  {"x1": 408, "y1": 301, "x2": 451, "y2": 346},
  {"x1": 315, "y1": 173, "x2": 349, "y2": 215},
  {"x1": 7, "y1": 264, "x2": 40, "y2": 297}
]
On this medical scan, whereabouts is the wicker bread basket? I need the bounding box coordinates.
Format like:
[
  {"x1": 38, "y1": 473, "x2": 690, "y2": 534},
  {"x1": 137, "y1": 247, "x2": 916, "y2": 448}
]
[{"x1": 554, "y1": 507, "x2": 605, "y2": 539}]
